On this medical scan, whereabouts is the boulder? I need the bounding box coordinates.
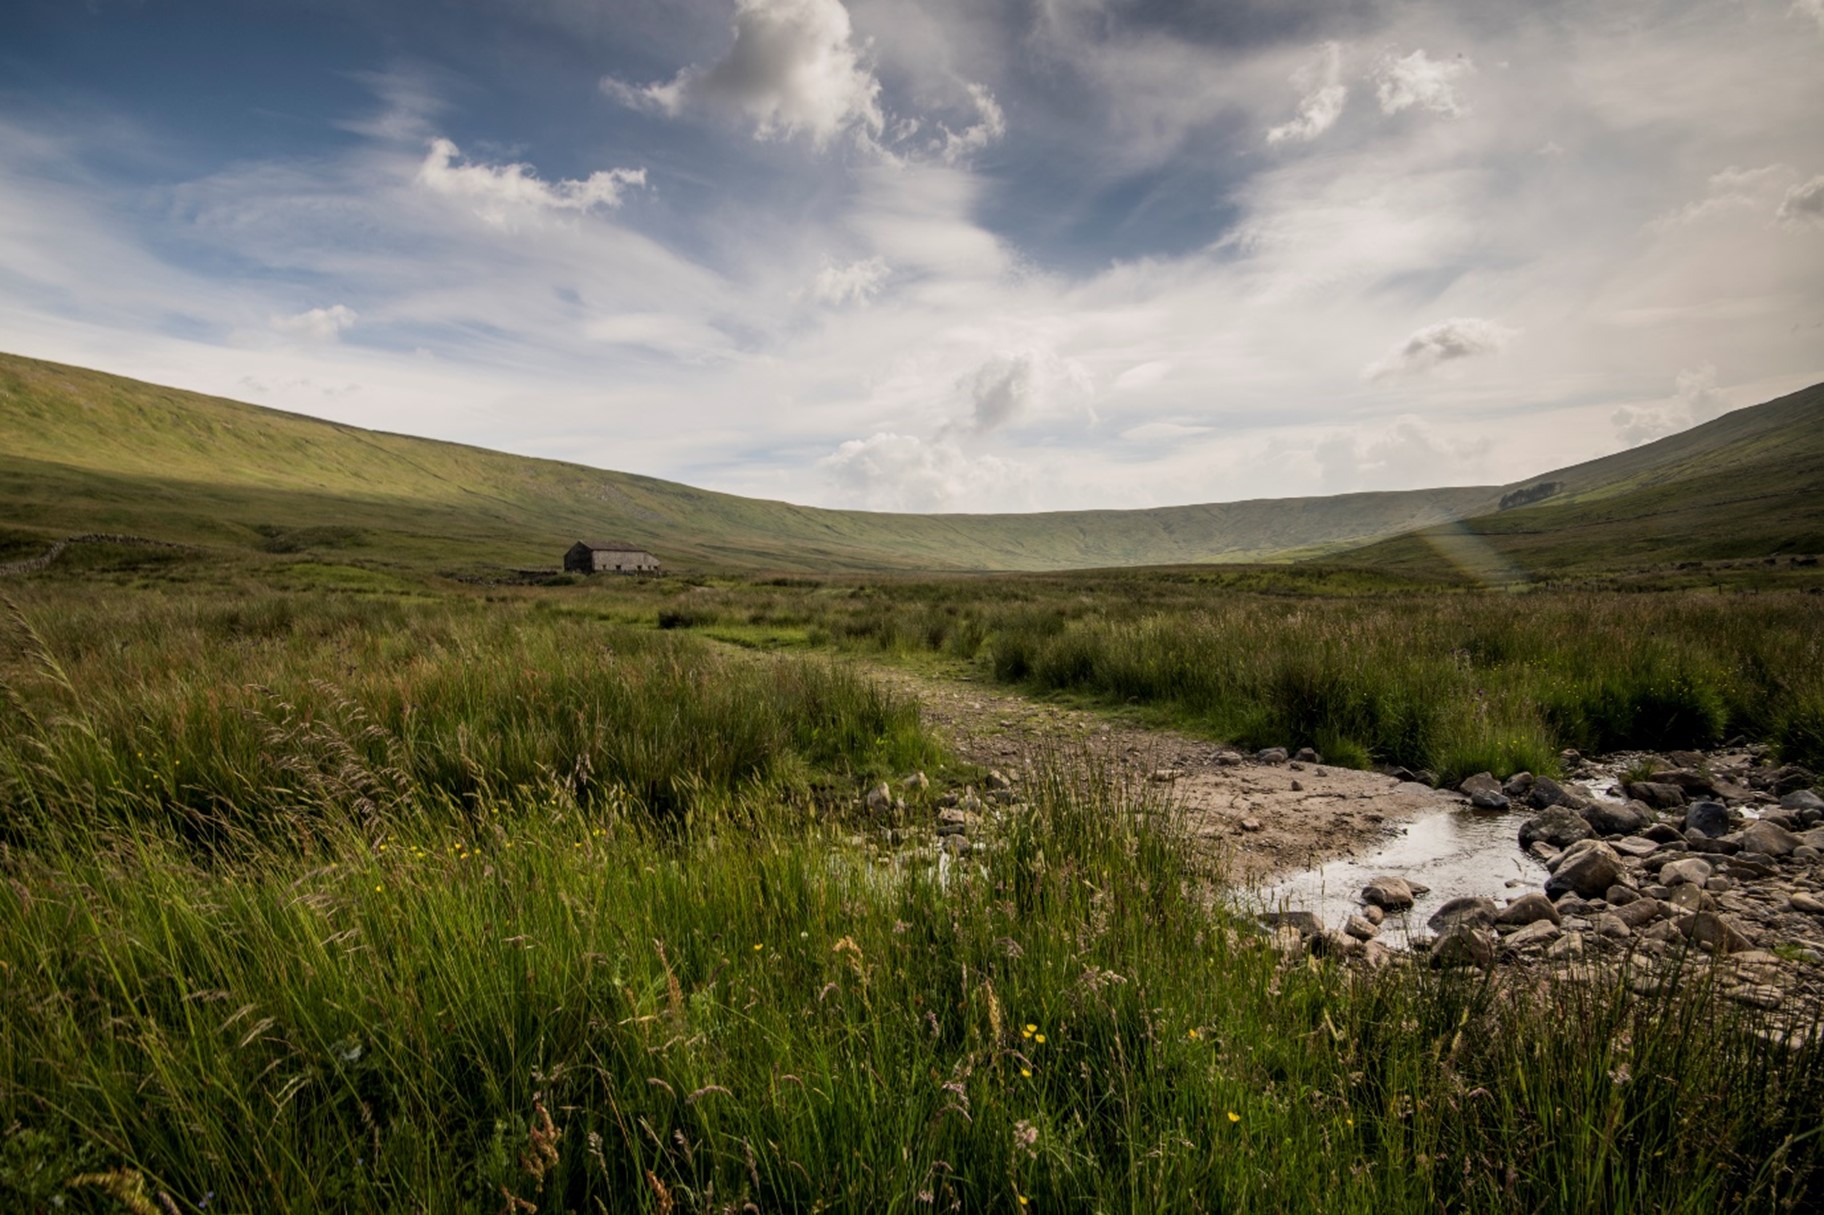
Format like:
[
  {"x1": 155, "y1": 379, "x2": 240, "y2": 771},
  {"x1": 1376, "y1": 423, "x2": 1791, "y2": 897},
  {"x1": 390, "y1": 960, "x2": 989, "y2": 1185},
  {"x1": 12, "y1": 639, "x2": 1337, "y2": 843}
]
[
  {"x1": 1344, "y1": 914, "x2": 1380, "y2": 941},
  {"x1": 1496, "y1": 892, "x2": 1562, "y2": 928},
  {"x1": 1685, "y1": 801, "x2": 1732, "y2": 838},
  {"x1": 1665, "y1": 749, "x2": 1707, "y2": 770},
  {"x1": 1611, "y1": 835, "x2": 1660, "y2": 859},
  {"x1": 1256, "y1": 747, "x2": 1289, "y2": 764},
  {"x1": 1503, "y1": 772, "x2": 1536, "y2": 799},
  {"x1": 1627, "y1": 782, "x2": 1688, "y2": 810},
  {"x1": 1789, "y1": 892, "x2": 1824, "y2": 916},
  {"x1": 1459, "y1": 772, "x2": 1510, "y2": 811},
  {"x1": 1547, "y1": 841, "x2": 1624, "y2": 899},
  {"x1": 1546, "y1": 931, "x2": 1585, "y2": 961},
  {"x1": 1771, "y1": 765, "x2": 1818, "y2": 796},
  {"x1": 1294, "y1": 746, "x2": 1321, "y2": 764},
  {"x1": 1682, "y1": 911, "x2": 1754, "y2": 955},
  {"x1": 1528, "y1": 776, "x2": 1571, "y2": 809},
  {"x1": 1593, "y1": 913, "x2": 1633, "y2": 940},
  {"x1": 1643, "y1": 823, "x2": 1684, "y2": 843},
  {"x1": 1658, "y1": 770, "x2": 1718, "y2": 797},
  {"x1": 1504, "y1": 919, "x2": 1562, "y2": 950},
  {"x1": 1606, "y1": 884, "x2": 1641, "y2": 906},
  {"x1": 1659, "y1": 856, "x2": 1714, "y2": 886},
  {"x1": 1361, "y1": 903, "x2": 1385, "y2": 926},
  {"x1": 1667, "y1": 883, "x2": 1715, "y2": 913},
  {"x1": 1583, "y1": 799, "x2": 1655, "y2": 836},
  {"x1": 1781, "y1": 789, "x2": 1824, "y2": 813},
  {"x1": 1428, "y1": 896, "x2": 1497, "y2": 934},
  {"x1": 1360, "y1": 875, "x2": 1416, "y2": 911},
  {"x1": 1520, "y1": 807, "x2": 1593, "y2": 850},
  {"x1": 1429, "y1": 927, "x2": 1496, "y2": 969},
  {"x1": 1740, "y1": 819, "x2": 1802, "y2": 857},
  {"x1": 1614, "y1": 898, "x2": 1666, "y2": 929}
]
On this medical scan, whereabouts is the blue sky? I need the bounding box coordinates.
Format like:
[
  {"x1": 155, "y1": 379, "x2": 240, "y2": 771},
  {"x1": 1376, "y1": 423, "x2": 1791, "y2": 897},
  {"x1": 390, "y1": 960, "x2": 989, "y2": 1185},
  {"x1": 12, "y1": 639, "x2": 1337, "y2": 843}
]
[{"x1": 3, "y1": 0, "x2": 1822, "y2": 511}]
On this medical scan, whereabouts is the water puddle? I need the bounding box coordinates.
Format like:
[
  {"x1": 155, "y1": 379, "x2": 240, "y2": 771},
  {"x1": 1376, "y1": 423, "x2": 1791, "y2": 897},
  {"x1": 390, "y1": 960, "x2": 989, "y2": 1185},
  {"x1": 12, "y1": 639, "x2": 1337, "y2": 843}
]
[{"x1": 1256, "y1": 808, "x2": 1546, "y2": 941}]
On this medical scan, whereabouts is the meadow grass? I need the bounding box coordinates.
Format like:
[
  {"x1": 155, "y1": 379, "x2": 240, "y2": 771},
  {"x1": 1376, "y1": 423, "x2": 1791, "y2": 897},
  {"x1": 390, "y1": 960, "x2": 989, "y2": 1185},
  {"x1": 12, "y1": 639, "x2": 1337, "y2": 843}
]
[
  {"x1": 2, "y1": 577, "x2": 1823, "y2": 1211},
  {"x1": 626, "y1": 574, "x2": 1824, "y2": 782}
]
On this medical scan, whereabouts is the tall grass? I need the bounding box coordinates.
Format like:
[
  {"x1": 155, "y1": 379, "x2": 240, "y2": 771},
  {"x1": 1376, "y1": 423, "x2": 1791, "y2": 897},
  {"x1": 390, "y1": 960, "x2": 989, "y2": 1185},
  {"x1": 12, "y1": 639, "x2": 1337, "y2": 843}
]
[
  {"x1": 4, "y1": 580, "x2": 1823, "y2": 1211},
  {"x1": 638, "y1": 578, "x2": 1824, "y2": 781}
]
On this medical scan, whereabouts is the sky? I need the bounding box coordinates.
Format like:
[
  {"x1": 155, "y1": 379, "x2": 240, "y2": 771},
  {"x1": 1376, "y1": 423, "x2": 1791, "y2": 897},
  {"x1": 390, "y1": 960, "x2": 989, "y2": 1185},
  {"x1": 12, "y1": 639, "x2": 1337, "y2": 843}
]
[{"x1": 2, "y1": 0, "x2": 1822, "y2": 513}]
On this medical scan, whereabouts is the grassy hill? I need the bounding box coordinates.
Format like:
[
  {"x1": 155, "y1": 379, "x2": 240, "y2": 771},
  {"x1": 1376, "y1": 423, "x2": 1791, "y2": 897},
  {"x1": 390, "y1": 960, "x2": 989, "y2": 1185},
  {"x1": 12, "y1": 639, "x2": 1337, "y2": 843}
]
[
  {"x1": 3, "y1": 351, "x2": 1819, "y2": 576},
  {"x1": 1340, "y1": 380, "x2": 1824, "y2": 581},
  {"x1": 0, "y1": 351, "x2": 1496, "y2": 573}
]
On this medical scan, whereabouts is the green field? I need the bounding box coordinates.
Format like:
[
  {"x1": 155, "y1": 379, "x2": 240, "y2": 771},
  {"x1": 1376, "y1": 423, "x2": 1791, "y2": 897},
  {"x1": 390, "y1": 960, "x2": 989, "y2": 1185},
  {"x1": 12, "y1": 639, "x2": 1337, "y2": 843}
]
[
  {"x1": 5, "y1": 353, "x2": 1824, "y2": 1210},
  {"x1": 4, "y1": 570, "x2": 1823, "y2": 1212}
]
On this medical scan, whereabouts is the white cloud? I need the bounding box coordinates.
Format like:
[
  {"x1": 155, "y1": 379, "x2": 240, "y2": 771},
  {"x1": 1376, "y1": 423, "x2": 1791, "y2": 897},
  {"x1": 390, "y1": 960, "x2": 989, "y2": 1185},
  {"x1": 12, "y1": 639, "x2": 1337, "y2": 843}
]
[
  {"x1": 1610, "y1": 365, "x2": 1735, "y2": 447},
  {"x1": 1654, "y1": 164, "x2": 1789, "y2": 228},
  {"x1": 604, "y1": 0, "x2": 883, "y2": 148},
  {"x1": 416, "y1": 138, "x2": 646, "y2": 227},
  {"x1": 1314, "y1": 414, "x2": 1492, "y2": 492},
  {"x1": 959, "y1": 348, "x2": 1093, "y2": 435},
  {"x1": 935, "y1": 82, "x2": 1006, "y2": 164},
  {"x1": 1795, "y1": 1, "x2": 1824, "y2": 35},
  {"x1": 1374, "y1": 49, "x2": 1473, "y2": 117},
  {"x1": 1777, "y1": 174, "x2": 1824, "y2": 226},
  {"x1": 270, "y1": 304, "x2": 358, "y2": 341},
  {"x1": 817, "y1": 431, "x2": 1030, "y2": 511},
  {"x1": 1266, "y1": 42, "x2": 1347, "y2": 145},
  {"x1": 808, "y1": 256, "x2": 890, "y2": 305},
  {"x1": 1120, "y1": 419, "x2": 1210, "y2": 443},
  {"x1": 1363, "y1": 318, "x2": 1516, "y2": 381}
]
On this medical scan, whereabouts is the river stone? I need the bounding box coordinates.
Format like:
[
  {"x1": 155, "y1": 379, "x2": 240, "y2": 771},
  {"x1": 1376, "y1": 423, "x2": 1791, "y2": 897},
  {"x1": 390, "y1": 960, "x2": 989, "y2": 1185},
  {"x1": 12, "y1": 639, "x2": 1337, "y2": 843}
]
[
  {"x1": 1259, "y1": 910, "x2": 1323, "y2": 937},
  {"x1": 1628, "y1": 782, "x2": 1688, "y2": 810},
  {"x1": 1594, "y1": 913, "x2": 1633, "y2": 940},
  {"x1": 1583, "y1": 799, "x2": 1656, "y2": 836},
  {"x1": 1503, "y1": 772, "x2": 1536, "y2": 799},
  {"x1": 1686, "y1": 801, "x2": 1732, "y2": 838},
  {"x1": 1428, "y1": 896, "x2": 1497, "y2": 934},
  {"x1": 1256, "y1": 747, "x2": 1289, "y2": 764},
  {"x1": 1614, "y1": 898, "x2": 1666, "y2": 929},
  {"x1": 1295, "y1": 746, "x2": 1321, "y2": 764},
  {"x1": 1528, "y1": 776, "x2": 1572, "y2": 809},
  {"x1": 1643, "y1": 822, "x2": 1684, "y2": 843},
  {"x1": 1496, "y1": 892, "x2": 1561, "y2": 928},
  {"x1": 1683, "y1": 911, "x2": 1754, "y2": 955},
  {"x1": 1547, "y1": 841, "x2": 1624, "y2": 899},
  {"x1": 1459, "y1": 772, "x2": 1509, "y2": 810},
  {"x1": 1361, "y1": 903, "x2": 1385, "y2": 926},
  {"x1": 1520, "y1": 807, "x2": 1593, "y2": 850},
  {"x1": 1504, "y1": 919, "x2": 1562, "y2": 950},
  {"x1": 1344, "y1": 914, "x2": 1380, "y2": 941},
  {"x1": 1782, "y1": 790, "x2": 1824, "y2": 813},
  {"x1": 1795, "y1": 845, "x2": 1822, "y2": 861},
  {"x1": 1546, "y1": 931, "x2": 1585, "y2": 960},
  {"x1": 1660, "y1": 856, "x2": 1714, "y2": 887},
  {"x1": 1361, "y1": 875, "x2": 1415, "y2": 911},
  {"x1": 1740, "y1": 819, "x2": 1802, "y2": 857},
  {"x1": 1667, "y1": 882, "x2": 1715, "y2": 913},
  {"x1": 1612, "y1": 835, "x2": 1660, "y2": 859},
  {"x1": 1771, "y1": 766, "x2": 1818, "y2": 796},
  {"x1": 1430, "y1": 927, "x2": 1496, "y2": 969},
  {"x1": 1789, "y1": 892, "x2": 1824, "y2": 916},
  {"x1": 1606, "y1": 884, "x2": 1641, "y2": 906}
]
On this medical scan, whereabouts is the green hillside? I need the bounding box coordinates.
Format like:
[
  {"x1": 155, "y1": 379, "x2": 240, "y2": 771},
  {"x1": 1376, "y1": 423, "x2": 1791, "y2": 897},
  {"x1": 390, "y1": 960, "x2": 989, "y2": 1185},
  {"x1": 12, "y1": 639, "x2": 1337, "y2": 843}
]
[
  {"x1": 1340, "y1": 381, "x2": 1824, "y2": 580},
  {"x1": 0, "y1": 352, "x2": 1496, "y2": 573}
]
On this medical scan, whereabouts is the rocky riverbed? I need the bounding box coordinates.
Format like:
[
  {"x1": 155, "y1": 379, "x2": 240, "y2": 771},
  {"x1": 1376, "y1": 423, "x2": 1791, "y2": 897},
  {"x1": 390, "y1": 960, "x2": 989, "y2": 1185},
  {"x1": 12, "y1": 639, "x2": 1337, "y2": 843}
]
[{"x1": 1265, "y1": 745, "x2": 1824, "y2": 1013}]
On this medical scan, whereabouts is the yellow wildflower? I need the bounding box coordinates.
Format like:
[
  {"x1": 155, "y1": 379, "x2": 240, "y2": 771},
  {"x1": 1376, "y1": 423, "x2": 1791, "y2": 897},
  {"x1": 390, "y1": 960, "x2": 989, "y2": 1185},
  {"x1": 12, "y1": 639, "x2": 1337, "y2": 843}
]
[
  {"x1": 1034, "y1": 1033, "x2": 1046, "y2": 1044},
  {"x1": 1227, "y1": 1111, "x2": 1240, "y2": 1123}
]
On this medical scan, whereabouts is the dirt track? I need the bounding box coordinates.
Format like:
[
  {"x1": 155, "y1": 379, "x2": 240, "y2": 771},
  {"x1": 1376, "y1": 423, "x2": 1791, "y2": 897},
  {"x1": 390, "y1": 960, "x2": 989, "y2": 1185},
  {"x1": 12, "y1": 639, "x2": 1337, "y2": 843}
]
[{"x1": 864, "y1": 664, "x2": 1470, "y2": 883}]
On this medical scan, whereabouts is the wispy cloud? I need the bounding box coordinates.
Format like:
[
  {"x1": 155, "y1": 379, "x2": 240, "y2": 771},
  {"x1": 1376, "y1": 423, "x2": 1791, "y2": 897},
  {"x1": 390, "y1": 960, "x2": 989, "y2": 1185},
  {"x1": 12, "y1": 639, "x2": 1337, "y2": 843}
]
[
  {"x1": 1373, "y1": 48, "x2": 1472, "y2": 116},
  {"x1": 416, "y1": 138, "x2": 646, "y2": 228},
  {"x1": 1364, "y1": 318, "x2": 1516, "y2": 381},
  {"x1": 1266, "y1": 42, "x2": 1347, "y2": 144}
]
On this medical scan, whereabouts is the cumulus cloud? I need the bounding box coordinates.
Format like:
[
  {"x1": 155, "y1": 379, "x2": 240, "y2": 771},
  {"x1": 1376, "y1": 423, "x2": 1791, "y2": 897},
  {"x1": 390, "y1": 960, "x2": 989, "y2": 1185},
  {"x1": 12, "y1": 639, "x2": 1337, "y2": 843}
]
[
  {"x1": 807, "y1": 256, "x2": 891, "y2": 305},
  {"x1": 1654, "y1": 164, "x2": 1789, "y2": 228},
  {"x1": 1363, "y1": 317, "x2": 1516, "y2": 380},
  {"x1": 603, "y1": 0, "x2": 883, "y2": 148},
  {"x1": 416, "y1": 138, "x2": 645, "y2": 227},
  {"x1": 817, "y1": 431, "x2": 1029, "y2": 511},
  {"x1": 1314, "y1": 415, "x2": 1492, "y2": 492},
  {"x1": 1610, "y1": 365, "x2": 1734, "y2": 447},
  {"x1": 958, "y1": 349, "x2": 1093, "y2": 434},
  {"x1": 1373, "y1": 49, "x2": 1472, "y2": 117},
  {"x1": 1266, "y1": 42, "x2": 1347, "y2": 145},
  {"x1": 935, "y1": 82, "x2": 1006, "y2": 164},
  {"x1": 270, "y1": 304, "x2": 358, "y2": 341},
  {"x1": 1778, "y1": 174, "x2": 1824, "y2": 226}
]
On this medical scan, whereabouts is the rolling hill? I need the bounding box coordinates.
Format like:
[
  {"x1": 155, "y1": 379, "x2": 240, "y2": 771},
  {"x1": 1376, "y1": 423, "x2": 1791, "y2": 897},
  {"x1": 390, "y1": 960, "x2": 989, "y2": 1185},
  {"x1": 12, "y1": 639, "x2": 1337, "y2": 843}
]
[
  {"x1": 1338, "y1": 380, "x2": 1824, "y2": 579},
  {"x1": 0, "y1": 352, "x2": 1496, "y2": 573},
  {"x1": 1, "y1": 350, "x2": 1819, "y2": 575}
]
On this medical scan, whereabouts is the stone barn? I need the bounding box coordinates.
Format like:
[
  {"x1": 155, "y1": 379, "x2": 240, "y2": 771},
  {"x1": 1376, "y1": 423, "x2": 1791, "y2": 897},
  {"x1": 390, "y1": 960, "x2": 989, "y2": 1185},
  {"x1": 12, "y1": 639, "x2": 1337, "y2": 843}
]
[{"x1": 564, "y1": 540, "x2": 661, "y2": 575}]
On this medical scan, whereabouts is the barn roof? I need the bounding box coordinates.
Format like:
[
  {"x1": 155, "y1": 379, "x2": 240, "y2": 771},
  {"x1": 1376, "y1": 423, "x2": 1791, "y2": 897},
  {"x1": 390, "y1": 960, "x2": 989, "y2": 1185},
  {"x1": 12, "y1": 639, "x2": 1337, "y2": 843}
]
[{"x1": 572, "y1": 539, "x2": 653, "y2": 552}]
